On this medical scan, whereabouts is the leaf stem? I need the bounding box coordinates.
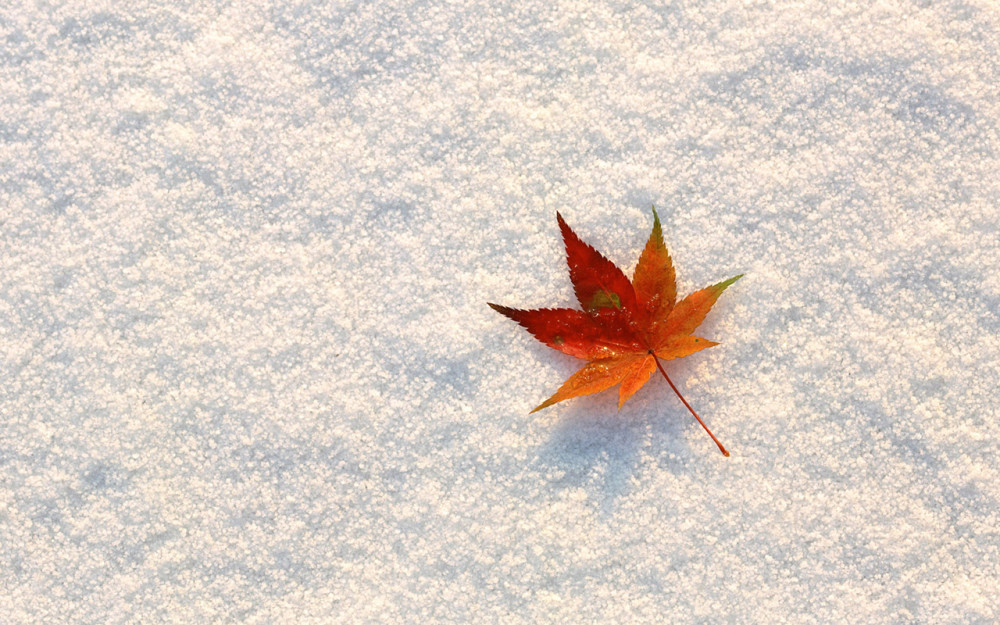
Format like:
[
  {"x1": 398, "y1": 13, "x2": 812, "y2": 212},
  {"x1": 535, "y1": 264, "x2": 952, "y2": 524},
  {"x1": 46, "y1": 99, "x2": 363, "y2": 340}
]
[{"x1": 652, "y1": 355, "x2": 729, "y2": 457}]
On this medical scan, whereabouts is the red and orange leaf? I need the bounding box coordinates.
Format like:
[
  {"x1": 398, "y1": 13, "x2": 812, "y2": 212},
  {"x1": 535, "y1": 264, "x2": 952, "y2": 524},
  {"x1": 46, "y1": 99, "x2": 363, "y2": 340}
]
[{"x1": 489, "y1": 209, "x2": 741, "y2": 455}]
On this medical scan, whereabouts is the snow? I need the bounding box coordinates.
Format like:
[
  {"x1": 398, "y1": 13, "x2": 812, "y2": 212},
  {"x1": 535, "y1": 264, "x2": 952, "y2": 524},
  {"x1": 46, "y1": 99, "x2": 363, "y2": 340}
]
[{"x1": 2, "y1": 1, "x2": 1000, "y2": 623}]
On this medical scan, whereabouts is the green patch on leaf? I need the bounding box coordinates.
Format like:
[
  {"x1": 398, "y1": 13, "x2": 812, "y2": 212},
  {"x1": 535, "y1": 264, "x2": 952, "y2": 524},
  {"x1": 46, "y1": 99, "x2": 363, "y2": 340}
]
[{"x1": 589, "y1": 290, "x2": 622, "y2": 310}]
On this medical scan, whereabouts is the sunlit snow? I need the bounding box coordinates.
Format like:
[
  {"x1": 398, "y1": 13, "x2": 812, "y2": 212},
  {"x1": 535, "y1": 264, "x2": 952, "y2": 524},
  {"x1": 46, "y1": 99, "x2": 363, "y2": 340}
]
[{"x1": 2, "y1": 1, "x2": 999, "y2": 623}]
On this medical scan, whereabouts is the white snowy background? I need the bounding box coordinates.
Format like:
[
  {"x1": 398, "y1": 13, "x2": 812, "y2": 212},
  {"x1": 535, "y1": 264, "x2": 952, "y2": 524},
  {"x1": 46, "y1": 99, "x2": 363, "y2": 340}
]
[{"x1": 2, "y1": 1, "x2": 999, "y2": 623}]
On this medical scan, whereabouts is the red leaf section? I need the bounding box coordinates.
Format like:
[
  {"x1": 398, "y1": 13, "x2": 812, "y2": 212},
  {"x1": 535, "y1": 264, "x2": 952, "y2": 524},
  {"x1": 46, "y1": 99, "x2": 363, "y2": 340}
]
[
  {"x1": 487, "y1": 304, "x2": 643, "y2": 360},
  {"x1": 557, "y1": 213, "x2": 638, "y2": 314}
]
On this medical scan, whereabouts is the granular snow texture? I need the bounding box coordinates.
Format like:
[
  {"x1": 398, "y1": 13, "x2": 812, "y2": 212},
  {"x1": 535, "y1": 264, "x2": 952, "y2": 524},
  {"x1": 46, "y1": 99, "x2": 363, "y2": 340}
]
[{"x1": 2, "y1": 1, "x2": 999, "y2": 623}]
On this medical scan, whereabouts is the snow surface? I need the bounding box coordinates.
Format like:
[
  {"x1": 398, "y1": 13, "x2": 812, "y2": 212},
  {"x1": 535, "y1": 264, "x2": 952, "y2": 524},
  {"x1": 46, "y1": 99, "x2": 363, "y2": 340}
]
[{"x1": 2, "y1": 1, "x2": 1000, "y2": 623}]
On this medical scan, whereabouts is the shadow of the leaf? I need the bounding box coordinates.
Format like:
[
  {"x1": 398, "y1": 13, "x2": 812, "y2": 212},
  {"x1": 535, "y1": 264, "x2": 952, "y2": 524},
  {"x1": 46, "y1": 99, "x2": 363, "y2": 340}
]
[{"x1": 529, "y1": 381, "x2": 700, "y2": 517}]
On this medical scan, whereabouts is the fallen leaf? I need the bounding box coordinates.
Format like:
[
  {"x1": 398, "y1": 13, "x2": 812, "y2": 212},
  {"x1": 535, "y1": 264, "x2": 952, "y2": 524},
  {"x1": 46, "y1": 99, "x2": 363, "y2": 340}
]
[{"x1": 489, "y1": 209, "x2": 741, "y2": 456}]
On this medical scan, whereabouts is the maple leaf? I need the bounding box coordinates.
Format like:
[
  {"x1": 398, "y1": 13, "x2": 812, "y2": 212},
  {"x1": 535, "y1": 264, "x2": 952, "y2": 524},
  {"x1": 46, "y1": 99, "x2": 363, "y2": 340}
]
[{"x1": 488, "y1": 209, "x2": 742, "y2": 456}]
